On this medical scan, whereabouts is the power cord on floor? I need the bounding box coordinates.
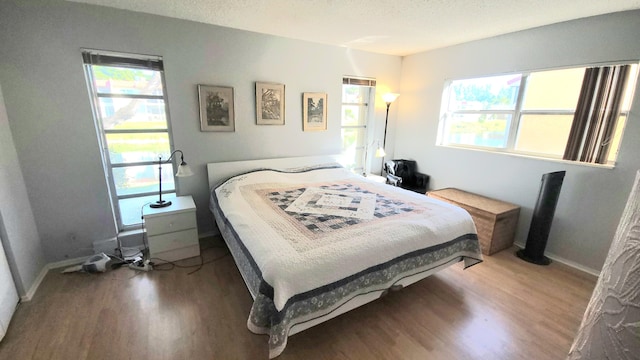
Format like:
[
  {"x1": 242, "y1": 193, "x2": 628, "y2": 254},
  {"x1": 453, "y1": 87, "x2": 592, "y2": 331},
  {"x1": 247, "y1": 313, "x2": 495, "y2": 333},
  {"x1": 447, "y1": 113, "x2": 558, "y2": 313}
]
[
  {"x1": 130, "y1": 200, "x2": 229, "y2": 275},
  {"x1": 149, "y1": 248, "x2": 229, "y2": 275},
  {"x1": 140, "y1": 202, "x2": 152, "y2": 253}
]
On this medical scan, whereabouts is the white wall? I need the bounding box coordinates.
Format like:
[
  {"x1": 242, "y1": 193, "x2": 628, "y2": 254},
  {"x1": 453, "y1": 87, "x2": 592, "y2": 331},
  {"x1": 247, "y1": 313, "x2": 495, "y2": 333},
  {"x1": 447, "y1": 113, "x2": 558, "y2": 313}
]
[
  {"x1": 397, "y1": 10, "x2": 640, "y2": 272},
  {"x1": 0, "y1": 0, "x2": 401, "y2": 262},
  {"x1": 0, "y1": 82, "x2": 46, "y2": 297}
]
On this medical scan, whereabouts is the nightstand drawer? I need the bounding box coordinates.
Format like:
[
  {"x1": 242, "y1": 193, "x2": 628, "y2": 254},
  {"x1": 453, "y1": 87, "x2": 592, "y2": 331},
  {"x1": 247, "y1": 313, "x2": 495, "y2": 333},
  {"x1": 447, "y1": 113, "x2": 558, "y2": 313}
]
[
  {"x1": 145, "y1": 211, "x2": 197, "y2": 236},
  {"x1": 151, "y1": 245, "x2": 200, "y2": 264},
  {"x1": 148, "y1": 228, "x2": 199, "y2": 255}
]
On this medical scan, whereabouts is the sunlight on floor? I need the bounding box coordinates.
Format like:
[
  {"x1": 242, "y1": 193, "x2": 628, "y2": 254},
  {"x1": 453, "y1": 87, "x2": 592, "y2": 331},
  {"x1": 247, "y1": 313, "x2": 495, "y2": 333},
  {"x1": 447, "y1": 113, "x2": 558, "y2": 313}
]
[{"x1": 461, "y1": 315, "x2": 511, "y2": 356}]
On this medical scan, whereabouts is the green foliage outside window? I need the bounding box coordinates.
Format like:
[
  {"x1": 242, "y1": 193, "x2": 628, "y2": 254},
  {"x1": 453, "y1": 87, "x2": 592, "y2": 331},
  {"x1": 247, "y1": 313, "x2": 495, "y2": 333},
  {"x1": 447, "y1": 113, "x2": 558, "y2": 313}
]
[{"x1": 93, "y1": 66, "x2": 153, "y2": 81}]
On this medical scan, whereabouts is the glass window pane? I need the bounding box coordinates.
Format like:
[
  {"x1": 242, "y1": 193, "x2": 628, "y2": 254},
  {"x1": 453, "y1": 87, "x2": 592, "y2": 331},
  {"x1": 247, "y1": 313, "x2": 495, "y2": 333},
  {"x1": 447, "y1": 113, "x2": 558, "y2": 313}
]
[
  {"x1": 607, "y1": 115, "x2": 627, "y2": 163},
  {"x1": 341, "y1": 128, "x2": 366, "y2": 152},
  {"x1": 341, "y1": 147, "x2": 365, "y2": 172},
  {"x1": 106, "y1": 133, "x2": 171, "y2": 165},
  {"x1": 449, "y1": 75, "x2": 521, "y2": 111},
  {"x1": 342, "y1": 105, "x2": 367, "y2": 126},
  {"x1": 515, "y1": 114, "x2": 573, "y2": 156},
  {"x1": 443, "y1": 113, "x2": 511, "y2": 148},
  {"x1": 112, "y1": 164, "x2": 175, "y2": 197},
  {"x1": 119, "y1": 193, "x2": 176, "y2": 226},
  {"x1": 342, "y1": 85, "x2": 369, "y2": 103},
  {"x1": 98, "y1": 97, "x2": 167, "y2": 130},
  {"x1": 91, "y1": 65, "x2": 163, "y2": 96},
  {"x1": 523, "y1": 68, "x2": 584, "y2": 110},
  {"x1": 351, "y1": 148, "x2": 365, "y2": 172}
]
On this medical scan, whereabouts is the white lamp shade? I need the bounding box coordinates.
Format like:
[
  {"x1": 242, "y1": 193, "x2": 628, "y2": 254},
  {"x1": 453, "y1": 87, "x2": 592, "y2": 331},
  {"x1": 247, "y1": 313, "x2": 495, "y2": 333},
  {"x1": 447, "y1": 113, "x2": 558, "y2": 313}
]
[
  {"x1": 382, "y1": 93, "x2": 400, "y2": 104},
  {"x1": 175, "y1": 163, "x2": 193, "y2": 177},
  {"x1": 374, "y1": 147, "x2": 386, "y2": 158}
]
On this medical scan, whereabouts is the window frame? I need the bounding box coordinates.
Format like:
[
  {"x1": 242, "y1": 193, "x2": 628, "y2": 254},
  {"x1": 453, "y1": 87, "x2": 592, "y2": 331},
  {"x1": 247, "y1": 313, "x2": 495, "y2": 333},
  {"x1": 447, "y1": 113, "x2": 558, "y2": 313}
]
[
  {"x1": 438, "y1": 62, "x2": 638, "y2": 165},
  {"x1": 341, "y1": 77, "x2": 376, "y2": 175},
  {"x1": 83, "y1": 50, "x2": 177, "y2": 231}
]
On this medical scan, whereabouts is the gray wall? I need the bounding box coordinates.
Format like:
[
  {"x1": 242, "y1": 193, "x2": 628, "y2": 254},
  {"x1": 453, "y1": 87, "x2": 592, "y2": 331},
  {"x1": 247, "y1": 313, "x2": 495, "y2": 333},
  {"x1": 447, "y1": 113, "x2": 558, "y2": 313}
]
[
  {"x1": 0, "y1": 0, "x2": 401, "y2": 262},
  {"x1": 397, "y1": 10, "x2": 640, "y2": 272},
  {"x1": 3, "y1": 0, "x2": 634, "y2": 273},
  {"x1": 0, "y1": 82, "x2": 46, "y2": 297}
]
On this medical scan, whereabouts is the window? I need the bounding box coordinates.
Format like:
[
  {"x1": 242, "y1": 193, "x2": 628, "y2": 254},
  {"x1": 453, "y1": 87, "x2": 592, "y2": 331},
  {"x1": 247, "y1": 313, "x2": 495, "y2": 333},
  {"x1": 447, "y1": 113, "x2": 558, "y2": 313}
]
[
  {"x1": 83, "y1": 50, "x2": 176, "y2": 230},
  {"x1": 439, "y1": 63, "x2": 638, "y2": 165},
  {"x1": 341, "y1": 77, "x2": 376, "y2": 174}
]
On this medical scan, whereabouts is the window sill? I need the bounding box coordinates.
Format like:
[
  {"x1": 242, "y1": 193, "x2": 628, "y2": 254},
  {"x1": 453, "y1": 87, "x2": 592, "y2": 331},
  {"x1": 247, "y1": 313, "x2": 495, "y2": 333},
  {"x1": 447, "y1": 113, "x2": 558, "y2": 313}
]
[{"x1": 436, "y1": 144, "x2": 615, "y2": 170}]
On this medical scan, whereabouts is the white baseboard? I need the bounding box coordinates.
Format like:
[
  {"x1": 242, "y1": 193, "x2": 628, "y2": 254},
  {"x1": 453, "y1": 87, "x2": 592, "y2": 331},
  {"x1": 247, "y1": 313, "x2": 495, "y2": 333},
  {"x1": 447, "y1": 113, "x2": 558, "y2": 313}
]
[
  {"x1": 47, "y1": 255, "x2": 88, "y2": 270},
  {"x1": 20, "y1": 236, "x2": 154, "y2": 302},
  {"x1": 513, "y1": 242, "x2": 600, "y2": 278},
  {"x1": 20, "y1": 266, "x2": 48, "y2": 302},
  {"x1": 20, "y1": 255, "x2": 87, "y2": 302}
]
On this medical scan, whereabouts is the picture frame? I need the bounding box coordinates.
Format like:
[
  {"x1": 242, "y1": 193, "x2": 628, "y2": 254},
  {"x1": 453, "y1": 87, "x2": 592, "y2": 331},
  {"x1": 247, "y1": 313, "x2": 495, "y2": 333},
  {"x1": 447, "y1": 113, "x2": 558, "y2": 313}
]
[
  {"x1": 302, "y1": 92, "x2": 327, "y2": 131},
  {"x1": 198, "y1": 84, "x2": 235, "y2": 132},
  {"x1": 256, "y1": 82, "x2": 285, "y2": 125}
]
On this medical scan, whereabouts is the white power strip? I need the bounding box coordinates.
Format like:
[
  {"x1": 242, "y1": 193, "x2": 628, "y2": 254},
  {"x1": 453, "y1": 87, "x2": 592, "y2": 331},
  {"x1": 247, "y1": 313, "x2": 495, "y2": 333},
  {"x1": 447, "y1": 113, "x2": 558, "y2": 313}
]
[{"x1": 128, "y1": 259, "x2": 153, "y2": 271}]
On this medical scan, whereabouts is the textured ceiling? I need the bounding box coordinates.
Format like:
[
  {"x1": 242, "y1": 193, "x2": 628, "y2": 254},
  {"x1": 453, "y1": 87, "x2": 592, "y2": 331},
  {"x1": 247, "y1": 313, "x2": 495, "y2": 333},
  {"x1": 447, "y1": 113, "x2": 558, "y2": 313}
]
[{"x1": 67, "y1": 0, "x2": 640, "y2": 56}]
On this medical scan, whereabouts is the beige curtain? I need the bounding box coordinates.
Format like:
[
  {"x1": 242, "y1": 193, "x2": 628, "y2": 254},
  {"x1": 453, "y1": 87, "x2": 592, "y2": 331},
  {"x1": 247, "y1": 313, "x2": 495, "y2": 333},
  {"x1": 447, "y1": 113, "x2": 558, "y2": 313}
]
[{"x1": 568, "y1": 171, "x2": 640, "y2": 359}]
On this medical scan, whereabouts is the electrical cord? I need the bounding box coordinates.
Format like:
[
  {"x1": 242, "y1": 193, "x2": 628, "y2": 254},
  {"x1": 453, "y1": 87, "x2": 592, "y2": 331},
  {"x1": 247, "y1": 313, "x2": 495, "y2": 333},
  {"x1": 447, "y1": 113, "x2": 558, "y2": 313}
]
[
  {"x1": 132, "y1": 201, "x2": 229, "y2": 275},
  {"x1": 149, "y1": 248, "x2": 229, "y2": 275},
  {"x1": 140, "y1": 201, "x2": 152, "y2": 254}
]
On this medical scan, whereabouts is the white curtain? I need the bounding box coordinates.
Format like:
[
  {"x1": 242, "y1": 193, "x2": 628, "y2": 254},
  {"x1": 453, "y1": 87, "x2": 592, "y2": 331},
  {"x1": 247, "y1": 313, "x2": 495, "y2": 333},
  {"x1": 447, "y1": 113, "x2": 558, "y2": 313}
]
[{"x1": 568, "y1": 171, "x2": 640, "y2": 359}]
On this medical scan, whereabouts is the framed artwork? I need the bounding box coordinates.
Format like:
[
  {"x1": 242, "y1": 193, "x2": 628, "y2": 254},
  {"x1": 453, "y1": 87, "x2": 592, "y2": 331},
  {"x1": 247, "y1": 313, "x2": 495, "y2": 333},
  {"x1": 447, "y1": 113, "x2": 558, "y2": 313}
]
[
  {"x1": 198, "y1": 84, "x2": 235, "y2": 132},
  {"x1": 302, "y1": 92, "x2": 327, "y2": 131},
  {"x1": 256, "y1": 82, "x2": 285, "y2": 125}
]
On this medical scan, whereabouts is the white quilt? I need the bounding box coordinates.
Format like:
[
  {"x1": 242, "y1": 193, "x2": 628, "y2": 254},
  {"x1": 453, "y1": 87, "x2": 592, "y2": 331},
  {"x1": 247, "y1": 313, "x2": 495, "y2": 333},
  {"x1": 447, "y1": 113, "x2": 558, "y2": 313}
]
[{"x1": 214, "y1": 166, "x2": 479, "y2": 312}]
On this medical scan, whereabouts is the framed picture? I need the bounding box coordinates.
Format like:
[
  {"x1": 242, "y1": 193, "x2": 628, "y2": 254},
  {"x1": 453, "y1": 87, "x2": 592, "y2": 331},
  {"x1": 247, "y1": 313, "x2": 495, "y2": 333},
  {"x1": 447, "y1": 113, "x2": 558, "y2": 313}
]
[
  {"x1": 302, "y1": 92, "x2": 327, "y2": 131},
  {"x1": 256, "y1": 82, "x2": 285, "y2": 125},
  {"x1": 198, "y1": 84, "x2": 235, "y2": 132}
]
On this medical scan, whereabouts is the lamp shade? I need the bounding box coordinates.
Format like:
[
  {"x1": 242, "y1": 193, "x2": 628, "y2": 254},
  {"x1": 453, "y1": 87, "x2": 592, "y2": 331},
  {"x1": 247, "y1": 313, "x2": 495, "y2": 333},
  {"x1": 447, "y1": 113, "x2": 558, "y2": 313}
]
[
  {"x1": 382, "y1": 93, "x2": 400, "y2": 104},
  {"x1": 175, "y1": 162, "x2": 193, "y2": 177},
  {"x1": 375, "y1": 147, "x2": 386, "y2": 158}
]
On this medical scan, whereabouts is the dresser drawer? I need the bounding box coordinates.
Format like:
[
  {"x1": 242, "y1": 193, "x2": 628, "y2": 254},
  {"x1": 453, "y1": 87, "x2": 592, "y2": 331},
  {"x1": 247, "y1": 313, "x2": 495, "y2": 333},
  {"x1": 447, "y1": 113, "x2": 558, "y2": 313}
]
[
  {"x1": 148, "y1": 228, "x2": 199, "y2": 256},
  {"x1": 145, "y1": 211, "x2": 197, "y2": 236}
]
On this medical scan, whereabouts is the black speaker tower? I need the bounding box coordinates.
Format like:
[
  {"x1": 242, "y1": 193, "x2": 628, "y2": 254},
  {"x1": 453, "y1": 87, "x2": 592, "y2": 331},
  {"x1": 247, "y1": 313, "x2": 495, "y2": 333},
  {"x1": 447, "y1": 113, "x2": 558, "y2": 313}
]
[{"x1": 517, "y1": 171, "x2": 566, "y2": 265}]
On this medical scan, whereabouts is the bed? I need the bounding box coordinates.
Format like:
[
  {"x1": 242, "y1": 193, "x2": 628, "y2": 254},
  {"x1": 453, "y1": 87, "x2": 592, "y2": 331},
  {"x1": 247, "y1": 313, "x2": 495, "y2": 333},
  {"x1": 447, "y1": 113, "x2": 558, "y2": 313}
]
[{"x1": 207, "y1": 155, "x2": 483, "y2": 358}]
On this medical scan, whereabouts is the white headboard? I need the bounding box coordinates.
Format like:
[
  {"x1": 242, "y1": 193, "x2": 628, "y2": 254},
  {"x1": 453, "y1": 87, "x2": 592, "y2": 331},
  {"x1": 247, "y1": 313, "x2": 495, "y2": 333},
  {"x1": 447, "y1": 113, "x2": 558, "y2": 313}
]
[{"x1": 207, "y1": 154, "x2": 343, "y2": 190}]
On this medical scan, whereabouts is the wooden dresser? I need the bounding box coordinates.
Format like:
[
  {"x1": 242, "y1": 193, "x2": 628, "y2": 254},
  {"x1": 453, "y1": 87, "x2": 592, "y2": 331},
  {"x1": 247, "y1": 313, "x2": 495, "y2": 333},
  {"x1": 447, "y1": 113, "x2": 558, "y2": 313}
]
[{"x1": 428, "y1": 188, "x2": 520, "y2": 255}]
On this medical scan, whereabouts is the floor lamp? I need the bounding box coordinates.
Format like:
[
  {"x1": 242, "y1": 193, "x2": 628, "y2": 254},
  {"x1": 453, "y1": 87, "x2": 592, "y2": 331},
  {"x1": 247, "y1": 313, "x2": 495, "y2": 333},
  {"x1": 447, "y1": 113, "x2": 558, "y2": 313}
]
[{"x1": 380, "y1": 93, "x2": 399, "y2": 174}]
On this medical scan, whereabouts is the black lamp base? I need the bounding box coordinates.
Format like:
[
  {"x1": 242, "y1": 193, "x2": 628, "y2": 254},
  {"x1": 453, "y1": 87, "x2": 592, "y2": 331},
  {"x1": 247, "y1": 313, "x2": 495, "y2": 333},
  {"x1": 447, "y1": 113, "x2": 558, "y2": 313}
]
[
  {"x1": 516, "y1": 249, "x2": 551, "y2": 265},
  {"x1": 150, "y1": 200, "x2": 172, "y2": 208}
]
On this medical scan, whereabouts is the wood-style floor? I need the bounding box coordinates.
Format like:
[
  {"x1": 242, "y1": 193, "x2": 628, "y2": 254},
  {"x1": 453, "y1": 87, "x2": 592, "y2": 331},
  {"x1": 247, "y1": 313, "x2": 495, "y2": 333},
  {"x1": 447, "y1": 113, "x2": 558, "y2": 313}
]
[{"x1": 0, "y1": 237, "x2": 596, "y2": 360}]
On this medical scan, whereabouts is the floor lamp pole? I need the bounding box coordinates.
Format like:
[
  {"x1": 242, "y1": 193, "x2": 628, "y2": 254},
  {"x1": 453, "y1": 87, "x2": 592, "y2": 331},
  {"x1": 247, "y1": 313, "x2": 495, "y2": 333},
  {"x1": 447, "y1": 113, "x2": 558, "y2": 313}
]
[{"x1": 381, "y1": 102, "x2": 391, "y2": 174}]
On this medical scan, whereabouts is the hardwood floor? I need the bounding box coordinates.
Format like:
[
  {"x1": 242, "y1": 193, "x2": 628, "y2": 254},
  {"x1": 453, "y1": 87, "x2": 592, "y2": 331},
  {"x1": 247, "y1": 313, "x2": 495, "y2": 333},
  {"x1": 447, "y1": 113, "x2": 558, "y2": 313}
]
[{"x1": 0, "y1": 238, "x2": 596, "y2": 360}]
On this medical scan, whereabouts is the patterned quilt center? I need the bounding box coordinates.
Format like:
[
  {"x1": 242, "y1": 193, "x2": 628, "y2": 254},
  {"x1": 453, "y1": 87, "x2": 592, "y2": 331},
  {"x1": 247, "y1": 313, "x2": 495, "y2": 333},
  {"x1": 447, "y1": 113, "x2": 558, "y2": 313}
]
[{"x1": 266, "y1": 183, "x2": 414, "y2": 234}]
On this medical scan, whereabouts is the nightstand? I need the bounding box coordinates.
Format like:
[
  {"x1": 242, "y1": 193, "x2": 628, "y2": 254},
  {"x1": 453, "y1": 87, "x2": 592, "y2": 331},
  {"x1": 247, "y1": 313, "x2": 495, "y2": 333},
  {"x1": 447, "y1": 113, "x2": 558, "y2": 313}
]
[{"x1": 142, "y1": 195, "x2": 200, "y2": 263}]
